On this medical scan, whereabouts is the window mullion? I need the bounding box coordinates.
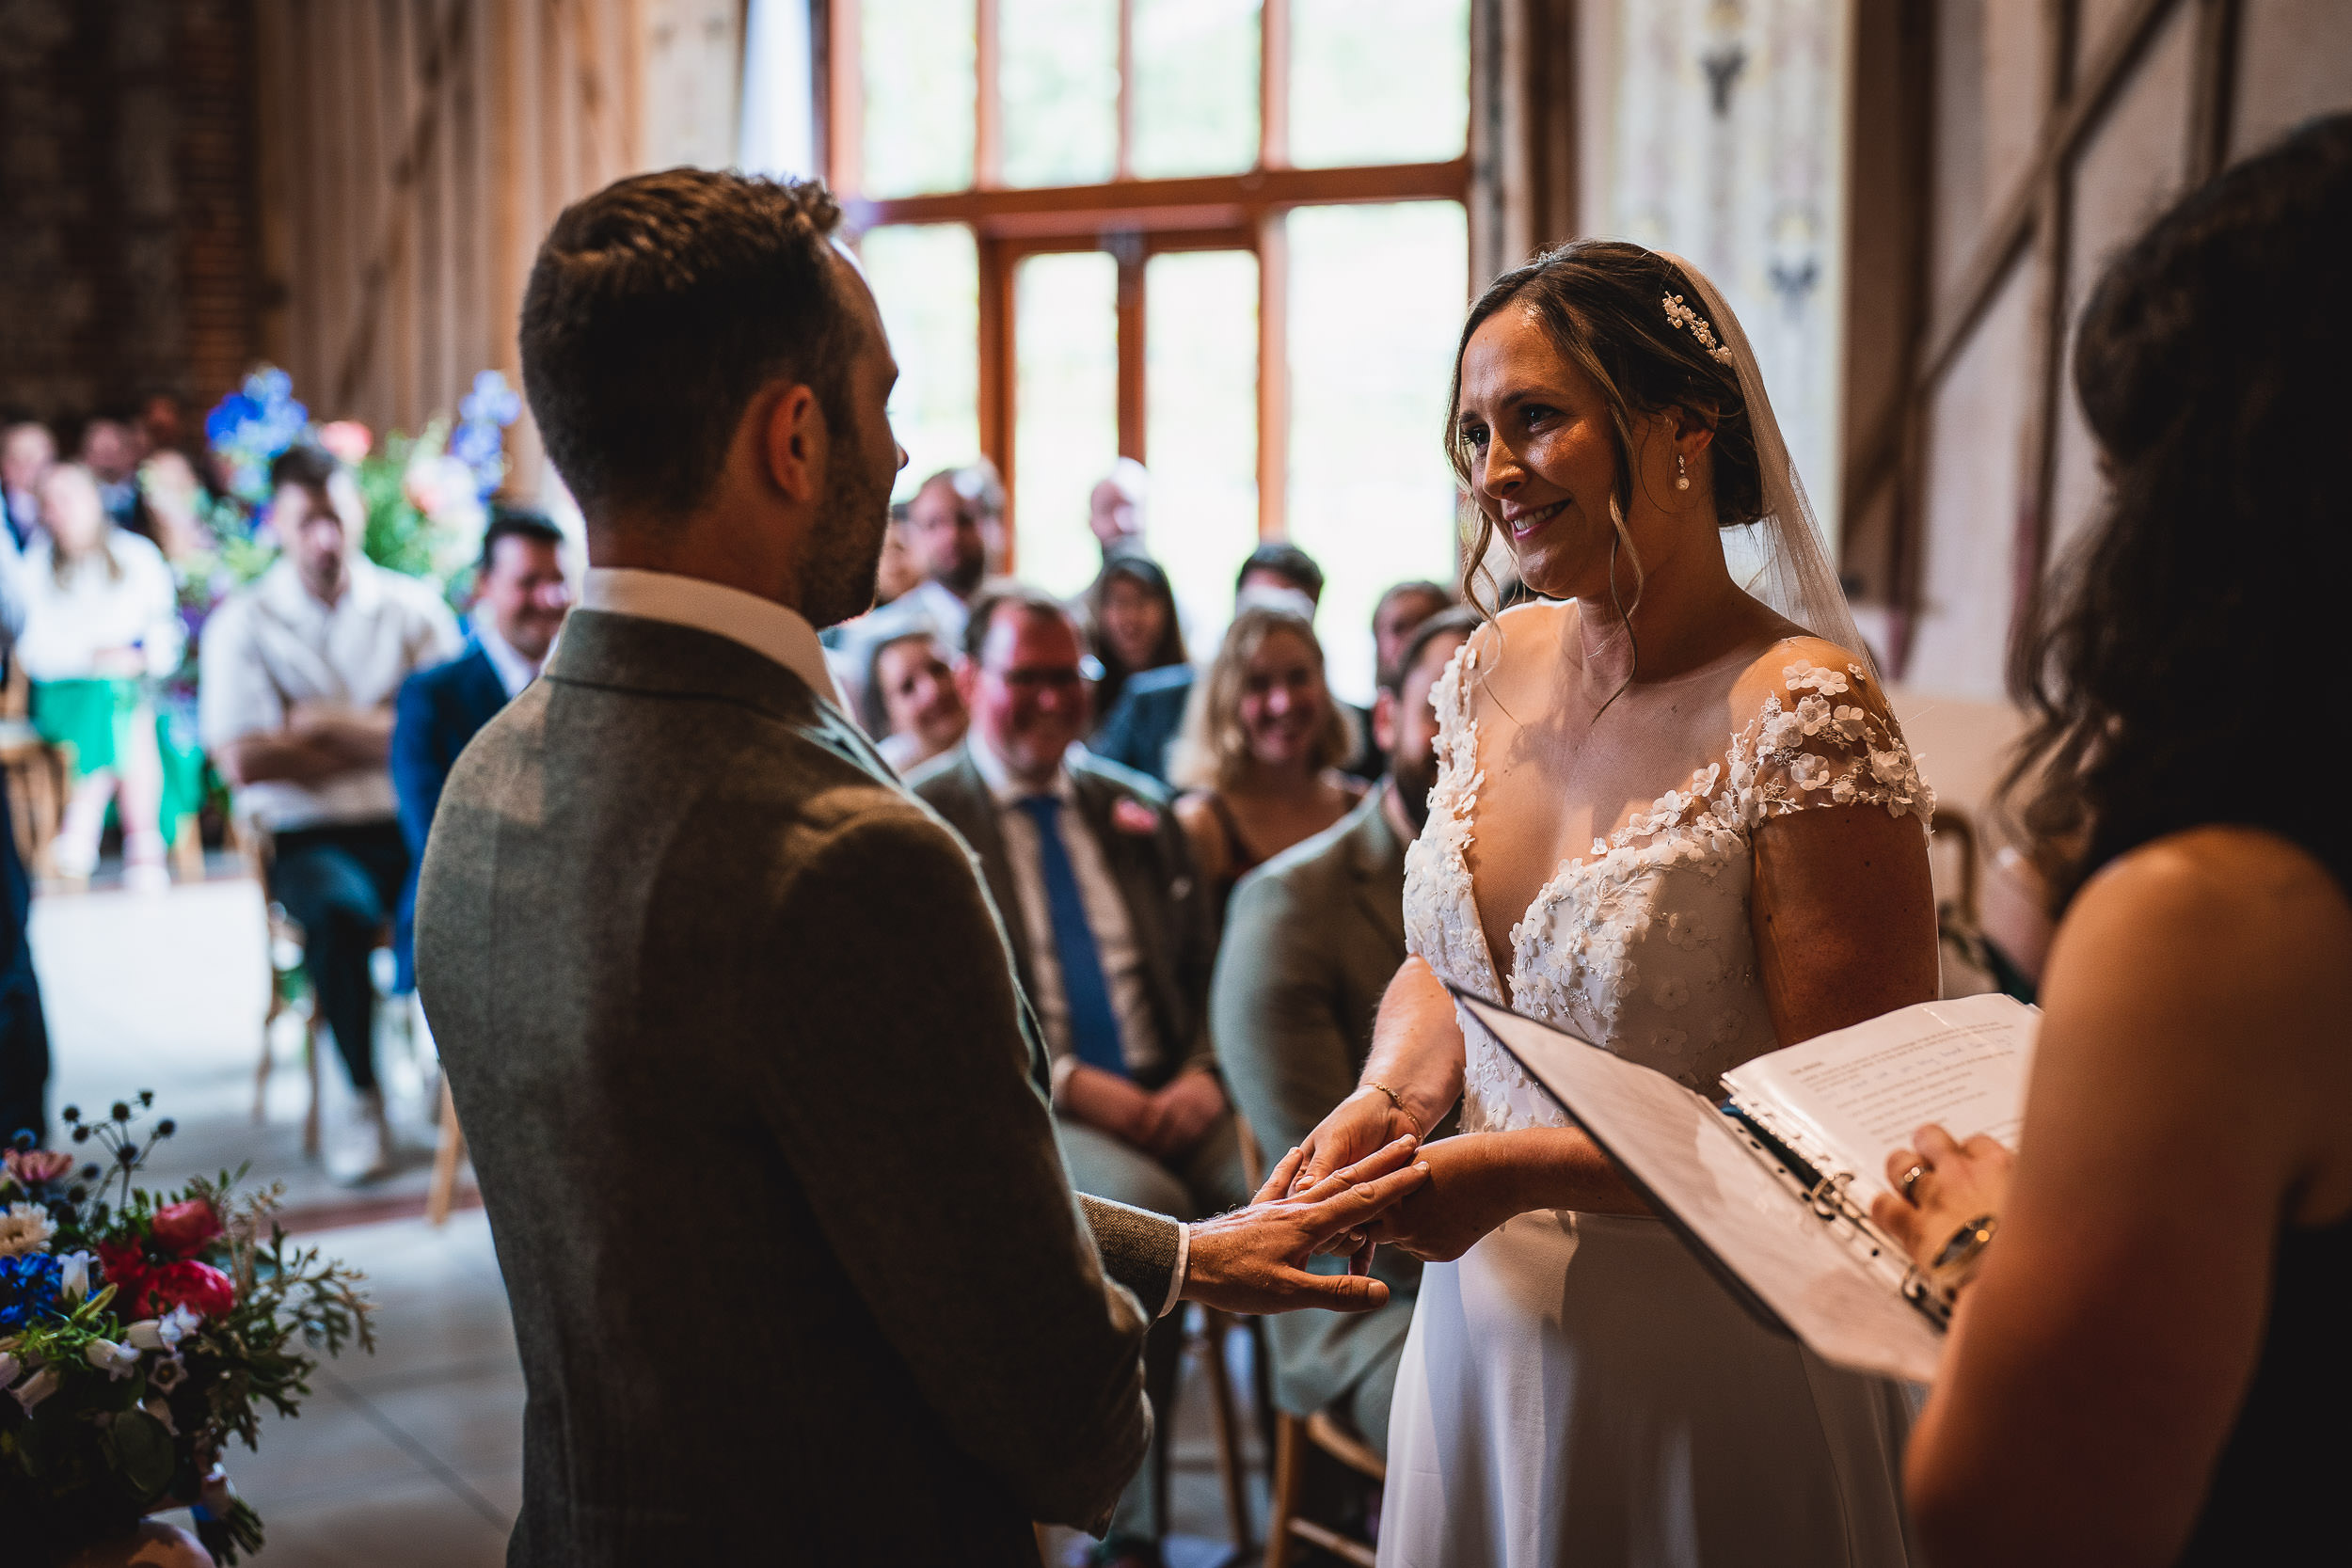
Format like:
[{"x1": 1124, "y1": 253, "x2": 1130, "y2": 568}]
[
  {"x1": 1261, "y1": 0, "x2": 1290, "y2": 170},
  {"x1": 1116, "y1": 0, "x2": 1136, "y2": 180},
  {"x1": 975, "y1": 0, "x2": 1002, "y2": 188}
]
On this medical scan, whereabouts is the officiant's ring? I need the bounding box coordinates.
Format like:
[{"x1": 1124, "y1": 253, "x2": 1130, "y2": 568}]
[{"x1": 1898, "y1": 1164, "x2": 1928, "y2": 1201}]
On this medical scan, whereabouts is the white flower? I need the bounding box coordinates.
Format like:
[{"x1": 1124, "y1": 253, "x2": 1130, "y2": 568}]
[
  {"x1": 1870, "y1": 748, "x2": 1914, "y2": 787},
  {"x1": 1783, "y1": 662, "x2": 1849, "y2": 696},
  {"x1": 149, "y1": 1355, "x2": 186, "y2": 1393},
  {"x1": 1830, "y1": 776, "x2": 1857, "y2": 804},
  {"x1": 85, "y1": 1338, "x2": 140, "y2": 1380},
  {"x1": 1653, "y1": 976, "x2": 1692, "y2": 1010},
  {"x1": 1832, "y1": 704, "x2": 1868, "y2": 740},
  {"x1": 123, "y1": 1308, "x2": 198, "y2": 1353},
  {"x1": 58, "y1": 1250, "x2": 91, "y2": 1301},
  {"x1": 1796, "y1": 694, "x2": 1833, "y2": 734},
  {"x1": 0, "y1": 1201, "x2": 54, "y2": 1257},
  {"x1": 1761, "y1": 711, "x2": 1805, "y2": 752},
  {"x1": 1847, "y1": 662, "x2": 1869, "y2": 682},
  {"x1": 10, "y1": 1365, "x2": 59, "y2": 1413},
  {"x1": 1787, "y1": 752, "x2": 1835, "y2": 791}
]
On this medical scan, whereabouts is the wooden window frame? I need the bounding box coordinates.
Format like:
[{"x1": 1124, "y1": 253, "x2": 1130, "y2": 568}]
[{"x1": 820, "y1": 0, "x2": 1471, "y2": 554}]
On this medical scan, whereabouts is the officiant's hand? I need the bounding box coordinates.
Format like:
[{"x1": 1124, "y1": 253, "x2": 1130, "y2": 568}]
[
  {"x1": 1181, "y1": 1136, "x2": 1431, "y2": 1315},
  {"x1": 1871, "y1": 1122, "x2": 2014, "y2": 1288}
]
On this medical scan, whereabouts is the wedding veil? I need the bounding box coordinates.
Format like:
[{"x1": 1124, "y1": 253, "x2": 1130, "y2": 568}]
[{"x1": 1655, "y1": 251, "x2": 1873, "y2": 675}]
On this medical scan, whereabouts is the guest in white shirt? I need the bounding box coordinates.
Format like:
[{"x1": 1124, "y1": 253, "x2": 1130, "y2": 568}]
[
  {"x1": 2, "y1": 463, "x2": 183, "y2": 889},
  {"x1": 200, "y1": 444, "x2": 460, "y2": 1179},
  {"x1": 390, "y1": 508, "x2": 572, "y2": 990},
  {"x1": 908, "y1": 584, "x2": 1243, "y2": 1562}
]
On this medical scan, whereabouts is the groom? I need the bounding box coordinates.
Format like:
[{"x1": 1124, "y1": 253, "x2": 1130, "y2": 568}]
[{"x1": 416, "y1": 168, "x2": 1425, "y2": 1566}]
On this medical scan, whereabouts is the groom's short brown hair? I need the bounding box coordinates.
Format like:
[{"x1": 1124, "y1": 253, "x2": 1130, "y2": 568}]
[{"x1": 519, "y1": 167, "x2": 852, "y2": 522}]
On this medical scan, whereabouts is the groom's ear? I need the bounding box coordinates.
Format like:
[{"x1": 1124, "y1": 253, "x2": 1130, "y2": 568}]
[{"x1": 752, "y1": 379, "x2": 826, "y2": 506}]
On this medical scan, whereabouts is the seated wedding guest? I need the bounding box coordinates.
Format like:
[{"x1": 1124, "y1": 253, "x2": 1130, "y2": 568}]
[
  {"x1": 420, "y1": 169, "x2": 1422, "y2": 1565},
  {"x1": 873, "y1": 502, "x2": 923, "y2": 606},
  {"x1": 4, "y1": 420, "x2": 54, "y2": 553},
  {"x1": 1214, "y1": 606, "x2": 1476, "y2": 1456},
  {"x1": 862, "y1": 622, "x2": 967, "y2": 772},
  {"x1": 1347, "y1": 578, "x2": 1454, "y2": 782},
  {"x1": 1090, "y1": 456, "x2": 1149, "y2": 560},
  {"x1": 1169, "y1": 601, "x2": 1364, "y2": 925},
  {"x1": 202, "y1": 443, "x2": 460, "y2": 1180},
  {"x1": 1867, "y1": 117, "x2": 2352, "y2": 1567},
  {"x1": 133, "y1": 449, "x2": 213, "y2": 566},
  {"x1": 898, "y1": 458, "x2": 1003, "y2": 649},
  {"x1": 78, "y1": 416, "x2": 145, "y2": 535},
  {"x1": 390, "y1": 506, "x2": 571, "y2": 988},
  {"x1": 0, "y1": 779, "x2": 44, "y2": 1146},
  {"x1": 1094, "y1": 541, "x2": 1331, "y2": 783},
  {"x1": 1084, "y1": 552, "x2": 1186, "y2": 740},
  {"x1": 4, "y1": 463, "x2": 183, "y2": 891},
  {"x1": 911, "y1": 584, "x2": 1247, "y2": 1566}
]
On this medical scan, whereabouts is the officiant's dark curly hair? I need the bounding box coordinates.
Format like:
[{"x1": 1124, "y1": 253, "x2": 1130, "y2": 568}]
[
  {"x1": 2005, "y1": 114, "x2": 2352, "y2": 904},
  {"x1": 1444, "y1": 241, "x2": 1765, "y2": 617},
  {"x1": 520, "y1": 168, "x2": 852, "y2": 518}
]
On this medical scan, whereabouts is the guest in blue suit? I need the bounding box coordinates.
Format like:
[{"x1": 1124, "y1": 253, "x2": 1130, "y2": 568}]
[{"x1": 390, "y1": 507, "x2": 571, "y2": 986}]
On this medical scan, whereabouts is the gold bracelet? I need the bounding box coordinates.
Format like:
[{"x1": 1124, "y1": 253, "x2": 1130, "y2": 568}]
[{"x1": 1362, "y1": 1080, "x2": 1424, "y2": 1139}]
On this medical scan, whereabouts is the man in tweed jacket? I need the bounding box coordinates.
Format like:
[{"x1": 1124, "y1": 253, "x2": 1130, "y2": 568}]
[{"x1": 417, "y1": 169, "x2": 1423, "y2": 1566}]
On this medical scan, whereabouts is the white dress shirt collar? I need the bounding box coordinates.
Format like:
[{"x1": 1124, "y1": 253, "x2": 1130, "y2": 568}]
[
  {"x1": 472, "y1": 614, "x2": 543, "y2": 701},
  {"x1": 580, "y1": 566, "x2": 848, "y2": 712}
]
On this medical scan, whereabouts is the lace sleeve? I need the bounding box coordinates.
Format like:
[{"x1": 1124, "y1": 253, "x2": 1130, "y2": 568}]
[{"x1": 1728, "y1": 655, "x2": 1934, "y2": 829}]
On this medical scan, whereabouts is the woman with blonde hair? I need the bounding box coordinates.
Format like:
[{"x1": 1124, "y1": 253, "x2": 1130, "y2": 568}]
[
  {"x1": 1169, "y1": 600, "x2": 1363, "y2": 924},
  {"x1": 4, "y1": 463, "x2": 184, "y2": 890}
]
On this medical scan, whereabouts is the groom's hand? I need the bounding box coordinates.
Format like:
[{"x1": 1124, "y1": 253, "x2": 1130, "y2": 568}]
[{"x1": 1180, "y1": 1137, "x2": 1429, "y2": 1315}]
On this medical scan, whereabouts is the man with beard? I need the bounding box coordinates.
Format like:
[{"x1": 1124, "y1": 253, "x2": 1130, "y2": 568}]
[
  {"x1": 1210, "y1": 606, "x2": 1476, "y2": 1455},
  {"x1": 416, "y1": 169, "x2": 1428, "y2": 1566},
  {"x1": 897, "y1": 458, "x2": 1001, "y2": 649}
]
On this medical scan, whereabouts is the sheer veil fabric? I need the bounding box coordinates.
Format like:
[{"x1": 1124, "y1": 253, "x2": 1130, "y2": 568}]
[{"x1": 1656, "y1": 251, "x2": 1874, "y2": 676}]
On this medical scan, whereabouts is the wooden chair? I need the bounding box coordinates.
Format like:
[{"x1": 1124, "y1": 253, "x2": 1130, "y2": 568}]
[
  {"x1": 1263, "y1": 1411, "x2": 1384, "y2": 1568},
  {"x1": 0, "y1": 662, "x2": 69, "y2": 877}
]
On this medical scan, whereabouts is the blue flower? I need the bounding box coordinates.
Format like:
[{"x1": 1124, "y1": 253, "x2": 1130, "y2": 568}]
[
  {"x1": 0, "y1": 1251, "x2": 64, "y2": 1331},
  {"x1": 459, "y1": 370, "x2": 520, "y2": 429}
]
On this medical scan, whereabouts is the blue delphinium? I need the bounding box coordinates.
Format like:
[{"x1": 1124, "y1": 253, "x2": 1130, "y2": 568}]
[
  {"x1": 452, "y1": 370, "x2": 521, "y2": 497},
  {"x1": 203, "y1": 367, "x2": 310, "y2": 506},
  {"x1": 0, "y1": 1250, "x2": 64, "y2": 1332}
]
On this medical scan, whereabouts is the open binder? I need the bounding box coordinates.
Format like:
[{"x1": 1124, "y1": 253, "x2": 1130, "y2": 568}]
[{"x1": 1451, "y1": 989, "x2": 2039, "y2": 1385}]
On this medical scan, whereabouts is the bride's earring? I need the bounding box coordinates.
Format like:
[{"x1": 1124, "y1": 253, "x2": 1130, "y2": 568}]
[{"x1": 1675, "y1": 452, "x2": 1691, "y2": 492}]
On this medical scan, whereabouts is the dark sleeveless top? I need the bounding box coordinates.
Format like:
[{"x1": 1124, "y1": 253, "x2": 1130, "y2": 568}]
[{"x1": 2173, "y1": 1211, "x2": 2352, "y2": 1562}]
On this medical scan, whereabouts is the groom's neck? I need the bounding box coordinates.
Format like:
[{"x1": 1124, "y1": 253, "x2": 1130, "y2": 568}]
[{"x1": 587, "y1": 506, "x2": 810, "y2": 618}]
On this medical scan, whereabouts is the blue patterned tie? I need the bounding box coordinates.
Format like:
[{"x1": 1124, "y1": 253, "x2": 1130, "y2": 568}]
[{"x1": 1016, "y1": 795, "x2": 1129, "y2": 1079}]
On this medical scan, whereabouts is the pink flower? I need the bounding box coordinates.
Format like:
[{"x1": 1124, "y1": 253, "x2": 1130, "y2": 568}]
[
  {"x1": 317, "y1": 420, "x2": 373, "y2": 462},
  {"x1": 151, "y1": 1199, "x2": 222, "y2": 1259},
  {"x1": 1110, "y1": 799, "x2": 1160, "y2": 836},
  {"x1": 150, "y1": 1260, "x2": 236, "y2": 1321},
  {"x1": 3, "y1": 1148, "x2": 72, "y2": 1186}
]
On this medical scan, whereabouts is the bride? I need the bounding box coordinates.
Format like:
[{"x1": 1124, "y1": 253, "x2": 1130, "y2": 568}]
[{"x1": 1292, "y1": 243, "x2": 1938, "y2": 1564}]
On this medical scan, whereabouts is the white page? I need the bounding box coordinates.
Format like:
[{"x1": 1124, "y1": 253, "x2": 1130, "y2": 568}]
[
  {"x1": 1722, "y1": 994, "x2": 2039, "y2": 1208},
  {"x1": 1459, "y1": 995, "x2": 1946, "y2": 1385}
]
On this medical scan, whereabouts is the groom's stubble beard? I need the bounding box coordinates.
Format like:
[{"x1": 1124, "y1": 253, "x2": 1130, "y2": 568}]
[{"x1": 799, "y1": 407, "x2": 895, "y2": 629}]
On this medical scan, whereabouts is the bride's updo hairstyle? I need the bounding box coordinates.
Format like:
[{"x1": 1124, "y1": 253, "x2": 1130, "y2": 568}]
[
  {"x1": 2006, "y1": 113, "x2": 2352, "y2": 904},
  {"x1": 1446, "y1": 240, "x2": 1765, "y2": 614}
]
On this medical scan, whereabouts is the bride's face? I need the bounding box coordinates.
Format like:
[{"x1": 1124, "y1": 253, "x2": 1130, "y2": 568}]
[{"x1": 1454, "y1": 307, "x2": 1681, "y2": 601}]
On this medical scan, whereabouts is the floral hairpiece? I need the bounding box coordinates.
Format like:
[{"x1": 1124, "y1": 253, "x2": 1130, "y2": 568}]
[{"x1": 1662, "y1": 293, "x2": 1736, "y2": 366}]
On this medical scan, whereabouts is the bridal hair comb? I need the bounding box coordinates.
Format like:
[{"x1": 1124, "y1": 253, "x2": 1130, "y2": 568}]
[{"x1": 1661, "y1": 293, "x2": 1736, "y2": 365}]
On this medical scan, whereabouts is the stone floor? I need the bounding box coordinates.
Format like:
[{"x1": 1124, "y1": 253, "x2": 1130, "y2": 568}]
[{"x1": 28, "y1": 875, "x2": 1275, "y2": 1566}]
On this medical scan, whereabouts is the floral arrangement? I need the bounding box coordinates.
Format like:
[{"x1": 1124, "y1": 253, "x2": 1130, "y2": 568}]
[
  {"x1": 190, "y1": 363, "x2": 523, "y2": 601},
  {"x1": 1, "y1": 1097, "x2": 373, "y2": 1567}
]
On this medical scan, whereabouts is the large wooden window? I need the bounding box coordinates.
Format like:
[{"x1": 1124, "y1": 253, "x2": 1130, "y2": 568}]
[{"x1": 825, "y1": 0, "x2": 1471, "y2": 698}]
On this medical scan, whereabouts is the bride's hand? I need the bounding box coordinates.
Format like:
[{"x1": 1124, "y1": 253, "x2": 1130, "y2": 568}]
[
  {"x1": 1364, "y1": 1134, "x2": 1530, "y2": 1262},
  {"x1": 1292, "y1": 1086, "x2": 1421, "y2": 1202},
  {"x1": 1293, "y1": 958, "x2": 1463, "y2": 1202}
]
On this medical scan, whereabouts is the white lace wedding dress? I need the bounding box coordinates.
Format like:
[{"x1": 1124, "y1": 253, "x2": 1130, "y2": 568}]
[{"x1": 1378, "y1": 636, "x2": 1936, "y2": 1567}]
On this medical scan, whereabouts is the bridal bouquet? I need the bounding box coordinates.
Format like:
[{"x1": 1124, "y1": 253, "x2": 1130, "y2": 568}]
[{"x1": 1, "y1": 1096, "x2": 374, "y2": 1567}]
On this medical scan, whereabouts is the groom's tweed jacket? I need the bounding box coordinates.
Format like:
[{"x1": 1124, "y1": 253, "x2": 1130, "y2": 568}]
[{"x1": 418, "y1": 610, "x2": 1170, "y2": 1566}]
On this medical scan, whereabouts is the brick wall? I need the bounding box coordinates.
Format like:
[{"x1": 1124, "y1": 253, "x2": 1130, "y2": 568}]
[{"x1": 0, "y1": 0, "x2": 259, "y2": 425}]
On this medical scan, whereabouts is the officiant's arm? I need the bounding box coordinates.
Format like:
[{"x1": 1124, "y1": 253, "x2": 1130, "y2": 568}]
[
  {"x1": 1749, "y1": 800, "x2": 1939, "y2": 1047},
  {"x1": 753, "y1": 811, "x2": 1152, "y2": 1531}
]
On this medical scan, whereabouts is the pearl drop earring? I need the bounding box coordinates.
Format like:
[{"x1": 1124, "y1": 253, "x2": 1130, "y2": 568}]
[{"x1": 1675, "y1": 452, "x2": 1690, "y2": 492}]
